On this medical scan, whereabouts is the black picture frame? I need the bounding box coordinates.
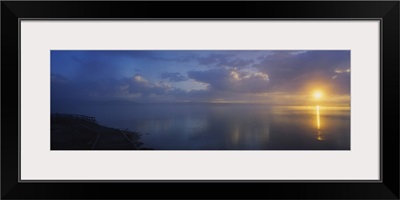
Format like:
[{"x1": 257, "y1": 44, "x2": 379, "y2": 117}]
[{"x1": 1, "y1": 1, "x2": 399, "y2": 199}]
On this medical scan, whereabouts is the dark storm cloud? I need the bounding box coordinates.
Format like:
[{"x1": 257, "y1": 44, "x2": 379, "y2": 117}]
[
  {"x1": 197, "y1": 53, "x2": 233, "y2": 65},
  {"x1": 197, "y1": 53, "x2": 255, "y2": 68},
  {"x1": 115, "y1": 50, "x2": 198, "y2": 63},
  {"x1": 51, "y1": 71, "x2": 256, "y2": 106},
  {"x1": 160, "y1": 72, "x2": 188, "y2": 82},
  {"x1": 51, "y1": 72, "x2": 204, "y2": 107},
  {"x1": 73, "y1": 59, "x2": 120, "y2": 81},
  {"x1": 67, "y1": 50, "x2": 195, "y2": 63},
  {"x1": 51, "y1": 74, "x2": 170, "y2": 101},
  {"x1": 51, "y1": 50, "x2": 350, "y2": 105},
  {"x1": 51, "y1": 74, "x2": 68, "y2": 83},
  {"x1": 226, "y1": 58, "x2": 255, "y2": 68},
  {"x1": 51, "y1": 50, "x2": 199, "y2": 81},
  {"x1": 51, "y1": 74, "x2": 126, "y2": 102}
]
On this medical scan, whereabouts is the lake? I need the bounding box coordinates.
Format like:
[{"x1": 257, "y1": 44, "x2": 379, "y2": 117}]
[{"x1": 53, "y1": 103, "x2": 350, "y2": 150}]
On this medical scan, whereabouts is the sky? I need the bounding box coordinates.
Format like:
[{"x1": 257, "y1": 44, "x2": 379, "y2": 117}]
[{"x1": 51, "y1": 50, "x2": 350, "y2": 106}]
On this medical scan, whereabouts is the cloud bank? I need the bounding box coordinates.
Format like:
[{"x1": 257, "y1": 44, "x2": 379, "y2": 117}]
[{"x1": 51, "y1": 50, "x2": 350, "y2": 107}]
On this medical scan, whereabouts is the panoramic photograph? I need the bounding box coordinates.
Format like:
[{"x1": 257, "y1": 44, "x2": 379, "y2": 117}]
[{"x1": 51, "y1": 50, "x2": 350, "y2": 150}]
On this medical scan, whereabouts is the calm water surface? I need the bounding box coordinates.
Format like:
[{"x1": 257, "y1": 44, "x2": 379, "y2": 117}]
[{"x1": 55, "y1": 103, "x2": 350, "y2": 150}]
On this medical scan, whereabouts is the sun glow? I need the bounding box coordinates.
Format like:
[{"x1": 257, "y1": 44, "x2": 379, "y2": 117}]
[{"x1": 313, "y1": 91, "x2": 322, "y2": 99}]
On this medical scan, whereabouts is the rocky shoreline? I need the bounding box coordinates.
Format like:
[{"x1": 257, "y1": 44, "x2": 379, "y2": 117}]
[{"x1": 51, "y1": 113, "x2": 151, "y2": 150}]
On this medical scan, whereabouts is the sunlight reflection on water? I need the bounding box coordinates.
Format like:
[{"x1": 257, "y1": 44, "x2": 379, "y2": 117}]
[{"x1": 58, "y1": 104, "x2": 350, "y2": 150}]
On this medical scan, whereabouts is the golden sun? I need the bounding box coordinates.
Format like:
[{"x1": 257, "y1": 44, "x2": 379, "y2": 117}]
[{"x1": 313, "y1": 91, "x2": 322, "y2": 99}]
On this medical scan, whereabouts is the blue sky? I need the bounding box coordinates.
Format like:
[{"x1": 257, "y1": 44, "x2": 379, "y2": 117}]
[{"x1": 51, "y1": 50, "x2": 350, "y2": 105}]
